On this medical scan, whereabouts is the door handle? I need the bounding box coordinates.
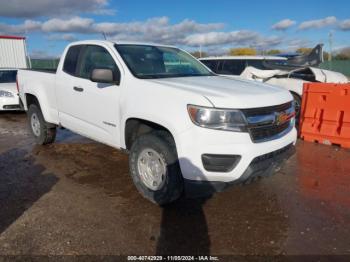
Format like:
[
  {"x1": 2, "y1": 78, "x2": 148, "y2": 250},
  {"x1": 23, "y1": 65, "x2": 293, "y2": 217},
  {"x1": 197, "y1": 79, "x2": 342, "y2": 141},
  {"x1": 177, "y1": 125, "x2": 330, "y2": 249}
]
[{"x1": 73, "y1": 86, "x2": 84, "y2": 92}]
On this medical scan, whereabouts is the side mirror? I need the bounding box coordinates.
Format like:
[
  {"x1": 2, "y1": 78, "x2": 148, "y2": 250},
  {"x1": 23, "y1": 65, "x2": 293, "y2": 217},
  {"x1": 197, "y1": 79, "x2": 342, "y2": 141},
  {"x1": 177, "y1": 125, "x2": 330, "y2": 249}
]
[{"x1": 90, "y1": 68, "x2": 119, "y2": 85}]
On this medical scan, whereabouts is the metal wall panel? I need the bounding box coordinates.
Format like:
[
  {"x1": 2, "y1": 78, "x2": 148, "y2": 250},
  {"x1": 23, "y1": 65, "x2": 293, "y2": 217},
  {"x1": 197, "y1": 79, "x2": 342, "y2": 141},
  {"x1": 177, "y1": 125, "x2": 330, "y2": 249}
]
[{"x1": 0, "y1": 38, "x2": 28, "y2": 68}]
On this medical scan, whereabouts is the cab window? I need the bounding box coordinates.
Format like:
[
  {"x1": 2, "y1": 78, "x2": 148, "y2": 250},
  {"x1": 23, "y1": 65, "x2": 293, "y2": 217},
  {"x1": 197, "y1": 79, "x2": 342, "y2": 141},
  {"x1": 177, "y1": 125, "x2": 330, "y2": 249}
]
[{"x1": 246, "y1": 60, "x2": 266, "y2": 70}]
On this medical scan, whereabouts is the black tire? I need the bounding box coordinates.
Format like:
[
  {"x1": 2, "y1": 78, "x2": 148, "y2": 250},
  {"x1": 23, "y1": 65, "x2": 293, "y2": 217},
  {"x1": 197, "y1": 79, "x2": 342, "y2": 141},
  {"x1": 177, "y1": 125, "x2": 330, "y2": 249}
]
[
  {"x1": 129, "y1": 131, "x2": 183, "y2": 205},
  {"x1": 27, "y1": 104, "x2": 56, "y2": 145}
]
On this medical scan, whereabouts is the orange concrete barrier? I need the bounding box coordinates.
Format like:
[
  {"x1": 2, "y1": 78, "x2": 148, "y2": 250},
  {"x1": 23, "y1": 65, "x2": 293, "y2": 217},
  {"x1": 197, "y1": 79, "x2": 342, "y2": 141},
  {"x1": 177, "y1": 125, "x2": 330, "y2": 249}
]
[{"x1": 300, "y1": 83, "x2": 350, "y2": 148}]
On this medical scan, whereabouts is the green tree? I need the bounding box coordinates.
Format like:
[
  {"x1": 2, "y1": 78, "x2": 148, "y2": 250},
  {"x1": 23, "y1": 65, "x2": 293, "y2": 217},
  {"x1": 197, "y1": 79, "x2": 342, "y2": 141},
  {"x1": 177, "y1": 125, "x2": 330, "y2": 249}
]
[
  {"x1": 229, "y1": 48, "x2": 257, "y2": 56},
  {"x1": 266, "y1": 49, "x2": 281, "y2": 55},
  {"x1": 296, "y1": 47, "x2": 313, "y2": 54},
  {"x1": 297, "y1": 47, "x2": 330, "y2": 61},
  {"x1": 334, "y1": 47, "x2": 350, "y2": 60},
  {"x1": 323, "y1": 51, "x2": 330, "y2": 61},
  {"x1": 190, "y1": 51, "x2": 207, "y2": 58}
]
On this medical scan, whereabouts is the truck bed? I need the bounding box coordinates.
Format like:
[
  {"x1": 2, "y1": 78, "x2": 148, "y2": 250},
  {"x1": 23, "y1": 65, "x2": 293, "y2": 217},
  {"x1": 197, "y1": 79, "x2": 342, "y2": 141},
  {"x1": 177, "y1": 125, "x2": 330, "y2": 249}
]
[{"x1": 17, "y1": 68, "x2": 58, "y2": 123}]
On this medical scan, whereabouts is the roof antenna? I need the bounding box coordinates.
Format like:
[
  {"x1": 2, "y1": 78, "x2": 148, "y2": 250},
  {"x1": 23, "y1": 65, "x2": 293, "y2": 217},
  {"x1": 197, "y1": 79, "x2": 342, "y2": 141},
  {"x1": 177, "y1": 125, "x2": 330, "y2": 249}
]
[{"x1": 102, "y1": 32, "x2": 107, "y2": 40}]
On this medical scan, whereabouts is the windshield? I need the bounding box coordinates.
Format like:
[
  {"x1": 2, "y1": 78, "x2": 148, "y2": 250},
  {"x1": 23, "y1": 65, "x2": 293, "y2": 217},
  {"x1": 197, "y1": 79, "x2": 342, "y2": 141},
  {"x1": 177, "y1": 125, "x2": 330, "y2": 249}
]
[
  {"x1": 115, "y1": 44, "x2": 213, "y2": 79},
  {"x1": 0, "y1": 70, "x2": 17, "y2": 83}
]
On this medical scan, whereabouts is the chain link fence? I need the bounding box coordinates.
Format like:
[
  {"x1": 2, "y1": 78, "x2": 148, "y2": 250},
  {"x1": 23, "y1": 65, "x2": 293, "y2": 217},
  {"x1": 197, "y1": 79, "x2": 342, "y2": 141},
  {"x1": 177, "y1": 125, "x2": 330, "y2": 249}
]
[
  {"x1": 319, "y1": 60, "x2": 350, "y2": 77},
  {"x1": 30, "y1": 59, "x2": 60, "y2": 70}
]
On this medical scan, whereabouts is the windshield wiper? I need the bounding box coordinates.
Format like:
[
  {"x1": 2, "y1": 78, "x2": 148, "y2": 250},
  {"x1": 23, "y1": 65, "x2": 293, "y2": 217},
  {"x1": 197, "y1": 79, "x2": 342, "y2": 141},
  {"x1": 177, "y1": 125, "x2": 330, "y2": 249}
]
[
  {"x1": 138, "y1": 73, "x2": 214, "y2": 79},
  {"x1": 138, "y1": 75, "x2": 161, "y2": 79}
]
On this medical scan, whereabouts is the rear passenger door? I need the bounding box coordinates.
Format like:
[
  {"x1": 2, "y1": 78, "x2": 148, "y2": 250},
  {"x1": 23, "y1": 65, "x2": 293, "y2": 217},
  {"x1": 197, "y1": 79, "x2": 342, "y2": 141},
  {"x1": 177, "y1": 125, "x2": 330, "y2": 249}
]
[{"x1": 56, "y1": 44, "x2": 122, "y2": 147}]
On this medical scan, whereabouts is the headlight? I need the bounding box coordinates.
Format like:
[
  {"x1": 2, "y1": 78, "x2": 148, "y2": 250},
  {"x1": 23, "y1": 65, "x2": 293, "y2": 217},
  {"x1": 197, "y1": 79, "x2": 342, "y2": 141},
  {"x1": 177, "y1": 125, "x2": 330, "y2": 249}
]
[
  {"x1": 0, "y1": 90, "x2": 14, "y2": 97},
  {"x1": 187, "y1": 105, "x2": 247, "y2": 132}
]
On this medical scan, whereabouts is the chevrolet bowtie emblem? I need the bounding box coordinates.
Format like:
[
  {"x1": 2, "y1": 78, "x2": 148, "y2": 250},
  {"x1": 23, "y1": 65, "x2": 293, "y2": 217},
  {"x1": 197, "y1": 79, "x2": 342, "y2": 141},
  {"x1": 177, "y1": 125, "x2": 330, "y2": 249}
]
[{"x1": 275, "y1": 111, "x2": 290, "y2": 125}]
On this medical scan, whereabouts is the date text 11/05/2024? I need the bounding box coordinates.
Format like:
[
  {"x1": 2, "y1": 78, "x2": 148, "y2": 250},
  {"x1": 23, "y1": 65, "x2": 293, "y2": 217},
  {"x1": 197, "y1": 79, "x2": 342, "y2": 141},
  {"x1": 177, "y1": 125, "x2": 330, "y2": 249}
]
[{"x1": 127, "y1": 256, "x2": 219, "y2": 261}]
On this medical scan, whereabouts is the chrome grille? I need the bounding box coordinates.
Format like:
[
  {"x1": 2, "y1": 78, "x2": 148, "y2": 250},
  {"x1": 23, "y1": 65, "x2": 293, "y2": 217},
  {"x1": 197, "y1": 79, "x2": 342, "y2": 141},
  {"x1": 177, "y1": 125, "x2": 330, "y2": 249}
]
[{"x1": 242, "y1": 102, "x2": 294, "y2": 143}]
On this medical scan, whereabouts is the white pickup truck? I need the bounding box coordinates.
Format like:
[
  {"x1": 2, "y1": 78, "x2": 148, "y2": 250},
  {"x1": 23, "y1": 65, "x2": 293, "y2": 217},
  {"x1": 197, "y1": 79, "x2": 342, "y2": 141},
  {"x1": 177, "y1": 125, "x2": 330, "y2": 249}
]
[{"x1": 18, "y1": 40, "x2": 297, "y2": 204}]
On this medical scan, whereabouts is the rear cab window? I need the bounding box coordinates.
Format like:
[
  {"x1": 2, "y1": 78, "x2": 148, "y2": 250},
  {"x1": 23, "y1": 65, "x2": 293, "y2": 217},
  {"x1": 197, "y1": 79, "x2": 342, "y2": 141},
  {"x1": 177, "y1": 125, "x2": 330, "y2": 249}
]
[
  {"x1": 217, "y1": 60, "x2": 246, "y2": 75},
  {"x1": 63, "y1": 45, "x2": 82, "y2": 76},
  {"x1": 201, "y1": 60, "x2": 219, "y2": 72},
  {"x1": 246, "y1": 60, "x2": 267, "y2": 70}
]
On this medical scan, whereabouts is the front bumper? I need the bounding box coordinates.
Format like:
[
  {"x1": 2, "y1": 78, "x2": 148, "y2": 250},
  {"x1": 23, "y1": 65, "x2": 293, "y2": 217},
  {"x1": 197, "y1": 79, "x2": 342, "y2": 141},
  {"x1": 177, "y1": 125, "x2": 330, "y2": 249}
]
[
  {"x1": 184, "y1": 143, "x2": 295, "y2": 197},
  {"x1": 0, "y1": 94, "x2": 21, "y2": 111},
  {"x1": 176, "y1": 124, "x2": 297, "y2": 183}
]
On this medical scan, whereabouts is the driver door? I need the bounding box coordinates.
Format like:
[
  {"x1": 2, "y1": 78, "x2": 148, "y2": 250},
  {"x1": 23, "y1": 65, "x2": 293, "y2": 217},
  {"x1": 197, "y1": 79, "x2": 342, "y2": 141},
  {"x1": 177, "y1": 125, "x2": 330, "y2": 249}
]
[{"x1": 57, "y1": 44, "x2": 121, "y2": 147}]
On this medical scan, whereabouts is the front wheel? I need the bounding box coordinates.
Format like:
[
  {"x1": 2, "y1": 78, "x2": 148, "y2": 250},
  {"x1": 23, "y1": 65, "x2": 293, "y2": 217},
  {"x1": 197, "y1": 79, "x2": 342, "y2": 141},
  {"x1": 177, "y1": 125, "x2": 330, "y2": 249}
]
[
  {"x1": 28, "y1": 104, "x2": 56, "y2": 145},
  {"x1": 129, "y1": 131, "x2": 183, "y2": 205}
]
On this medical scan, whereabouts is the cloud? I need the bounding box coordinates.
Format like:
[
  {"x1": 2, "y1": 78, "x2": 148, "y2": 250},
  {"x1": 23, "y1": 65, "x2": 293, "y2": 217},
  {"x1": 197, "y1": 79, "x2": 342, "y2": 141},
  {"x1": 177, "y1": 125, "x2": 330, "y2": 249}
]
[
  {"x1": 42, "y1": 17, "x2": 95, "y2": 33},
  {"x1": 0, "y1": 16, "x2": 224, "y2": 45},
  {"x1": 0, "y1": 17, "x2": 95, "y2": 34},
  {"x1": 251, "y1": 36, "x2": 283, "y2": 49},
  {"x1": 46, "y1": 34, "x2": 78, "y2": 42},
  {"x1": 339, "y1": 19, "x2": 350, "y2": 31},
  {"x1": 183, "y1": 31, "x2": 283, "y2": 49},
  {"x1": 98, "y1": 17, "x2": 225, "y2": 45},
  {"x1": 298, "y1": 16, "x2": 337, "y2": 30},
  {"x1": 183, "y1": 31, "x2": 258, "y2": 46},
  {"x1": 0, "y1": 20, "x2": 41, "y2": 34},
  {"x1": 284, "y1": 38, "x2": 311, "y2": 51},
  {"x1": 0, "y1": 16, "x2": 284, "y2": 50},
  {"x1": 0, "y1": 0, "x2": 115, "y2": 18},
  {"x1": 271, "y1": 19, "x2": 296, "y2": 31}
]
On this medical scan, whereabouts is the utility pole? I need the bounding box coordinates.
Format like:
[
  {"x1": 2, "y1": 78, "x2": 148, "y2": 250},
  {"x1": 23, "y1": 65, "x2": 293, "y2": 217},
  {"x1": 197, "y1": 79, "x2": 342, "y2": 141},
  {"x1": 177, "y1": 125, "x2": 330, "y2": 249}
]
[
  {"x1": 329, "y1": 31, "x2": 333, "y2": 69},
  {"x1": 199, "y1": 44, "x2": 202, "y2": 58}
]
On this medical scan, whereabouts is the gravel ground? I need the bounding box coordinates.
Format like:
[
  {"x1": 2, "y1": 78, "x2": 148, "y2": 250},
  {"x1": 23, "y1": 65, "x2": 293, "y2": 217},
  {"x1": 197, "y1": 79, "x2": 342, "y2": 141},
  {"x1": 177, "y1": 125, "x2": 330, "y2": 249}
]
[{"x1": 0, "y1": 112, "x2": 349, "y2": 256}]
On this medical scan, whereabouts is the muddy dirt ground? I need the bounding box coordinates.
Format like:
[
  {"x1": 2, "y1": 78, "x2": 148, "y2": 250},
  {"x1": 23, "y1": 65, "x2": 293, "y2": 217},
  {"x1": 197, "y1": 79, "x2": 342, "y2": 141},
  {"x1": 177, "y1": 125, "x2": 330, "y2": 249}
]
[{"x1": 0, "y1": 112, "x2": 349, "y2": 256}]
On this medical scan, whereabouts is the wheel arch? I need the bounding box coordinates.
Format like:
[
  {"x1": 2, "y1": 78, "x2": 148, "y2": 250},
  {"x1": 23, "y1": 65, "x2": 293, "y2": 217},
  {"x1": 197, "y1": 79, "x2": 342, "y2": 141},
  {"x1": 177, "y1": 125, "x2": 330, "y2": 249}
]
[
  {"x1": 25, "y1": 93, "x2": 41, "y2": 109},
  {"x1": 124, "y1": 118, "x2": 176, "y2": 151},
  {"x1": 24, "y1": 93, "x2": 56, "y2": 126},
  {"x1": 290, "y1": 91, "x2": 301, "y2": 99}
]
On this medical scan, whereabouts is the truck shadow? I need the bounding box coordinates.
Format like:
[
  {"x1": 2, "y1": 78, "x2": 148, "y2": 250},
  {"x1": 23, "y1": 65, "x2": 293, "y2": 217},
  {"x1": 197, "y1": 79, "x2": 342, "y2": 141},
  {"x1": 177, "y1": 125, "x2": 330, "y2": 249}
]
[
  {"x1": 0, "y1": 149, "x2": 58, "y2": 234},
  {"x1": 156, "y1": 158, "x2": 214, "y2": 255}
]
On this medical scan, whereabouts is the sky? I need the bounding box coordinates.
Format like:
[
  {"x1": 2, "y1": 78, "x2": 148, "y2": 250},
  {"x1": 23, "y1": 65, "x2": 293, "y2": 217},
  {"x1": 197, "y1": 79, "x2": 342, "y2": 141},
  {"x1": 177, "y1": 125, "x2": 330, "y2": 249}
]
[{"x1": 0, "y1": 0, "x2": 349, "y2": 58}]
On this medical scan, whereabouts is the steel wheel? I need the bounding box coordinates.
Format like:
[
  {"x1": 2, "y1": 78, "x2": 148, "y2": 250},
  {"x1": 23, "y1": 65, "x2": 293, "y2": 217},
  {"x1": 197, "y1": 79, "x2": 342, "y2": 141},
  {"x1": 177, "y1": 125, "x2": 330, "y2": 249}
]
[
  {"x1": 31, "y1": 113, "x2": 41, "y2": 137},
  {"x1": 137, "y1": 148, "x2": 167, "y2": 191}
]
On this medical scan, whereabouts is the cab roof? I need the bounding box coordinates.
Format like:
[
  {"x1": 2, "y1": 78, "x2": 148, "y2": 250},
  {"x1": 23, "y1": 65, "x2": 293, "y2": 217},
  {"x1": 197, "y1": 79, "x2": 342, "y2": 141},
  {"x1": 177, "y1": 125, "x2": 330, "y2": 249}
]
[
  {"x1": 199, "y1": 56, "x2": 287, "y2": 61},
  {"x1": 69, "y1": 40, "x2": 177, "y2": 49}
]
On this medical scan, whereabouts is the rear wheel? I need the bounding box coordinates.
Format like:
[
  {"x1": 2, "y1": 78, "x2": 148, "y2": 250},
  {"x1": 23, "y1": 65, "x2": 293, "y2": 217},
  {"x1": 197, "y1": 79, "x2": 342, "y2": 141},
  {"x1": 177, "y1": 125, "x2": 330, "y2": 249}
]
[
  {"x1": 28, "y1": 104, "x2": 56, "y2": 145},
  {"x1": 129, "y1": 131, "x2": 183, "y2": 205}
]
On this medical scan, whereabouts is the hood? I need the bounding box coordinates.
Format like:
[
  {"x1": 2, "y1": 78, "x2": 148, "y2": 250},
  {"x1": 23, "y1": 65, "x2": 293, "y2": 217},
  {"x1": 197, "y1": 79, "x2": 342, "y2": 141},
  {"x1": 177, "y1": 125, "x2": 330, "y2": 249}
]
[
  {"x1": 0, "y1": 83, "x2": 17, "y2": 93},
  {"x1": 149, "y1": 75, "x2": 292, "y2": 108},
  {"x1": 308, "y1": 67, "x2": 348, "y2": 83}
]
